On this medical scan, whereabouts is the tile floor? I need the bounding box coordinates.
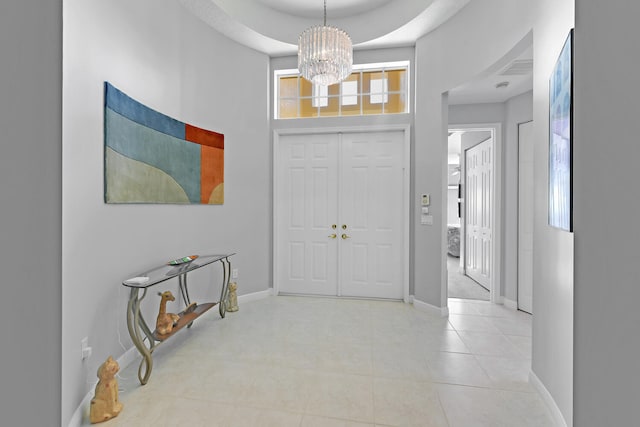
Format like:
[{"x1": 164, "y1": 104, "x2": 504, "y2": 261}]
[
  {"x1": 83, "y1": 296, "x2": 554, "y2": 426},
  {"x1": 447, "y1": 256, "x2": 489, "y2": 301}
]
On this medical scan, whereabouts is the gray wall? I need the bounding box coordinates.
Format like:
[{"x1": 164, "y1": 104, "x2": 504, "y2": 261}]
[
  {"x1": 0, "y1": 0, "x2": 62, "y2": 425},
  {"x1": 449, "y1": 102, "x2": 505, "y2": 125},
  {"x1": 573, "y1": 1, "x2": 640, "y2": 425},
  {"x1": 62, "y1": 0, "x2": 270, "y2": 424},
  {"x1": 531, "y1": 0, "x2": 574, "y2": 424}
]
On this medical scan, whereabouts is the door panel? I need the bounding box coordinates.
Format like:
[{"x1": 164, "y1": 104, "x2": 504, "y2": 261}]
[
  {"x1": 465, "y1": 138, "x2": 492, "y2": 289},
  {"x1": 277, "y1": 134, "x2": 339, "y2": 296},
  {"x1": 340, "y1": 131, "x2": 404, "y2": 299}
]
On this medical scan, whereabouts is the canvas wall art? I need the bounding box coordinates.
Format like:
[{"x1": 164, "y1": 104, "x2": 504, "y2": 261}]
[
  {"x1": 548, "y1": 29, "x2": 573, "y2": 231},
  {"x1": 104, "y1": 82, "x2": 224, "y2": 204}
]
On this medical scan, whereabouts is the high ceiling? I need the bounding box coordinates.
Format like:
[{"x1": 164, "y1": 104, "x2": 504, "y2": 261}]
[
  {"x1": 254, "y1": 0, "x2": 393, "y2": 19},
  {"x1": 179, "y1": 0, "x2": 471, "y2": 56},
  {"x1": 178, "y1": 0, "x2": 533, "y2": 104}
]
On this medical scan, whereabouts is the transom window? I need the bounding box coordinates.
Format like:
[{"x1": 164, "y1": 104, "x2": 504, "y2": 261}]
[{"x1": 275, "y1": 61, "x2": 409, "y2": 119}]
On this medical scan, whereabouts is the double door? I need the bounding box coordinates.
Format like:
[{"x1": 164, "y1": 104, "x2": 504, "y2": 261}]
[{"x1": 275, "y1": 130, "x2": 406, "y2": 299}]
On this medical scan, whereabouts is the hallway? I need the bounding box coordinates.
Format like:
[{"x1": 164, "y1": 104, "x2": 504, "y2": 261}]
[{"x1": 87, "y1": 296, "x2": 550, "y2": 426}]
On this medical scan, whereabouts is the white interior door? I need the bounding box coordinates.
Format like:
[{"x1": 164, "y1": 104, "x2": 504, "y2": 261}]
[
  {"x1": 339, "y1": 131, "x2": 405, "y2": 299},
  {"x1": 276, "y1": 129, "x2": 405, "y2": 299},
  {"x1": 465, "y1": 137, "x2": 493, "y2": 289},
  {"x1": 276, "y1": 133, "x2": 339, "y2": 296},
  {"x1": 518, "y1": 121, "x2": 534, "y2": 313}
]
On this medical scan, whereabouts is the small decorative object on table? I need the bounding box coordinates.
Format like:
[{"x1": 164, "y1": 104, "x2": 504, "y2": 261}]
[
  {"x1": 156, "y1": 290, "x2": 180, "y2": 335},
  {"x1": 167, "y1": 255, "x2": 198, "y2": 266},
  {"x1": 226, "y1": 282, "x2": 239, "y2": 312},
  {"x1": 90, "y1": 356, "x2": 123, "y2": 424}
]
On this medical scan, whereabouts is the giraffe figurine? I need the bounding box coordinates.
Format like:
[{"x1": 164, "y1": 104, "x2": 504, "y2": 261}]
[{"x1": 156, "y1": 290, "x2": 180, "y2": 335}]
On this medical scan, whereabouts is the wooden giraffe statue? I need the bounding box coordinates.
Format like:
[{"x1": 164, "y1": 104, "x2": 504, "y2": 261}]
[{"x1": 156, "y1": 290, "x2": 180, "y2": 335}]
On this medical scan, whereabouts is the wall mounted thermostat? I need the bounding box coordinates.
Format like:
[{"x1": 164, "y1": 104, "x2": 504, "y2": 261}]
[{"x1": 421, "y1": 194, "x2": 430, "y2": 206}]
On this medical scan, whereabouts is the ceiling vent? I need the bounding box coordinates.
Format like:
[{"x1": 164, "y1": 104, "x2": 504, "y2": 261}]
[{"x1": 500, "y1": 59, "x2": 533, "y2": 76}]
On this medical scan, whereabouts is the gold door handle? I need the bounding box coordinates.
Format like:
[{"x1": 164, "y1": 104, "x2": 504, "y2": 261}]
[
  {"x1": 342, "y1": 224, "x2": 348, "y2": 230},
  {"x1": 328, "y1": 233, "x2": 337, "y2": 239},
  {"x1": 341, "y1": 234, "x2": 351, "y2": 240},
  {"x1": 331, "y1": 224, "x2": 337, "y2": 229}
]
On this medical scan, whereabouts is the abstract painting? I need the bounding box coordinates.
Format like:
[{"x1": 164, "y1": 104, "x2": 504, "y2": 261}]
[
  {"x1": 104, "y1": 82, "x2": 224, "y2": 204},
  {"x1": 549, "y1": 29, "x2": 573, "y2": 231}
]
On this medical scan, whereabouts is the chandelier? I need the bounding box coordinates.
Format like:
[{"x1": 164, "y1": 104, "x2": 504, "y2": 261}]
[{"x1": 298, "y1": 0, "x2": 353, "y2": 86}]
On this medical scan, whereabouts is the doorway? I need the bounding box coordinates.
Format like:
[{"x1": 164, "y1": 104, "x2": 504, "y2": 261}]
[
  {"x1": 274, "y1": 126, "x2": 410, "y2": 300},
  {"x1": 446, "y1": 125, "x2": 501, "y2": 303}
]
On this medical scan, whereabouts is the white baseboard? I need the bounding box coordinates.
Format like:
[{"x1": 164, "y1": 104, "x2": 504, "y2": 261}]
[
  {"x1": 412, "y1": 297, "x2": 449, "y2": 317},
  {"x1": 67, "y1": 387, "x2": 91, "y2": 427},
  {"x1": 529, "y1": 370, "x2": 569, "y2": 427},
  {"x1": 503, "y1": 298, "x2": 518, "y2": 310},
  {"x1": 237, "y1": 288, "x2": 273, "y2": 305},
  {"x1": 68, "y1": 347, "x2": 140, "y2": 427}
]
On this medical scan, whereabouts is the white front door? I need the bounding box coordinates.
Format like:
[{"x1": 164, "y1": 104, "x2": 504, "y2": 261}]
[
  {"x1": 276, "y1": 133, "x2": 339, "y2": 296},
  {"x1": 276, "y1": 130, "x2": 405, "y2": 299},
  {"x1": 339, "y1": 132, "x2": 405, "y2": 299},
  {"x1": 518, "y1": 121, "x2": 534, "y2": 313},
  {"x1": 465, "y1": 137, "x2": 493, "y2": 289}
]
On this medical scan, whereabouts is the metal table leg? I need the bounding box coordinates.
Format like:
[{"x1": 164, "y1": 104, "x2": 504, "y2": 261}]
[
  {"x1": 219, "y1": 257, "x2": 231, "y2": 318},
  {"x1": 126, "y1": 288, "x2": 154, "y2": 385},
  {"x1": 178, "y1": 273, "x2": 191, "y2": 306}
]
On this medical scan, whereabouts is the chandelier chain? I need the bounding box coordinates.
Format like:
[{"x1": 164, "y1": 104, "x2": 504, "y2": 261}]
[{"x1": 324, "y1": 0, "x2": 327, "y2": 26}]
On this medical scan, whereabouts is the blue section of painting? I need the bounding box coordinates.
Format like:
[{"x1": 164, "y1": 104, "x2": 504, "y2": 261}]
[
  {"x1": 104, "y1": 82, "x2": 185, "y2": 140},
  {"x1": 548, "y1": 30, "x2": 573, "y2": 231},
  {"x1": 105, "y1": 108, "x2": 201, "y2": 203}
]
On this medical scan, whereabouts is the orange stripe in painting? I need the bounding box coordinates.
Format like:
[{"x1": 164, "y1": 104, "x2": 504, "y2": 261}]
[
  {"x1": 186, "y1": 124, "x2": 224, "y2": 149},
  {"x1": 201, "y1": 146, "x2": 224, "y2": 203}
]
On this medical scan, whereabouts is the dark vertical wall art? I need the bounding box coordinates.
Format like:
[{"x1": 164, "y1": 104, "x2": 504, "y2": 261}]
[
  {"x1": 104, "y1": 82, "x2": 224, "y2": 204},
  {"x1": 548, "y1": 29, "x2": 573, "y2": 231}
]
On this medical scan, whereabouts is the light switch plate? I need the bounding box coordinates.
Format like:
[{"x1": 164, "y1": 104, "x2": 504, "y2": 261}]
[{"x1": 421, "y1": 214, "x2": 433, "y2": 225}]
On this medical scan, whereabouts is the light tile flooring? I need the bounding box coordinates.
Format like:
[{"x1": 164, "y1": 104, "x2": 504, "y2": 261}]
[
  {"x1": 84, "y1": 296, "x2": 554, "y2": 426},
  {"x1": 447, "y1": 255, "x2": 490, "y2": 301}
]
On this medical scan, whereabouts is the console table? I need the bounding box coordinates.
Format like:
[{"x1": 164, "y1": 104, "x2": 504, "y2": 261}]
[{"x1": 122, "y1": 253, "x2": 235, "y2": 385}]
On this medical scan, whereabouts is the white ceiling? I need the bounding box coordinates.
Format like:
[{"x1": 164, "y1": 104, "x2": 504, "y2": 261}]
[
  {"x1": 254, "y1": 0, "x2": 393, "y2": 19},
  {"x1": 178, "y1": 0, "x2": 533, "y2": 104},
  {"x1": 179, "y1": 0, "x2": 471, "y2": 56}
]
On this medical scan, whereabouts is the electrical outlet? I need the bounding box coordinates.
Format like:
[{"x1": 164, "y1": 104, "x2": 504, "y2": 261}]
[
  {"x1": 81, "y1": 337, "x2": 92, "y2": 360},
  {"x1": 231, "y1": 269, "x2": 238, "y2": 279}
]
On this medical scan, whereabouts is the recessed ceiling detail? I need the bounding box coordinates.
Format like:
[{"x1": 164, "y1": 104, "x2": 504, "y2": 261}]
[
  {"x1": 179, "y1": 0, "x2": 470, "y2": 56},
  {"x1": 254, "y1": 0, "x2": 393, "y2": 19}
]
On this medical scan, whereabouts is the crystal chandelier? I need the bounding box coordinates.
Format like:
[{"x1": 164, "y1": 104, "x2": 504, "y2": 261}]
[{"x1": 298, "y1": 0, "x2": 353, "y2": 86}]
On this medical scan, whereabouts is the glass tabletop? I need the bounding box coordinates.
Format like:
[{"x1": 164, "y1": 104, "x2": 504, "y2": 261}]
[{"x1": 122, "y1": 253, "x2": 235, "y2": 288}]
